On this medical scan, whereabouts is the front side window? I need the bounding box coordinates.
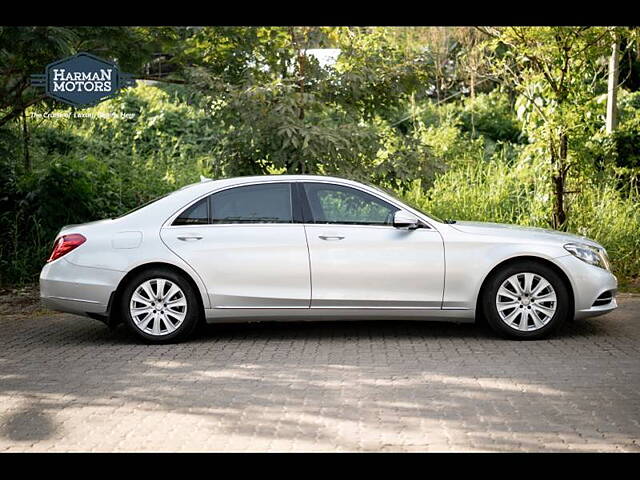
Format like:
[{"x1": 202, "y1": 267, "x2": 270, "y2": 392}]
[
  {"x1": 302, "y1": 183, "x2": 398, "y2": 226},
  {"x1": 211, "y1": 183, "x2": 292, "y2": 224}
]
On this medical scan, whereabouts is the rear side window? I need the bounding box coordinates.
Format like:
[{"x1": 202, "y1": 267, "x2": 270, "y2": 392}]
[
  {"x1": 173, "y1": 197, "x2": 209, "y2": 225},
  {"x1": 211, "y1": 183, "x2": 292, "y2": 224},
  {"x1": 173, "y1": 183, "x2": 294, "y2": 226}
]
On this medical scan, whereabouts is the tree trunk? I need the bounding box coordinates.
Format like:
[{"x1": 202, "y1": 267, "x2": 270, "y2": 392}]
[
  {"x1": 22, "y1": 109, "x2": 31, "y2": 173},
  {"x1": 551, "y1": 134, "x2": 568, "y2": 230},
  {"x1": 289, "y1": 27, "x2": 307, "y2": 175},
  {"x1": 606, "y1": 33, "x2": 620, "y2": 133},
  {"x1": 552, "y1": 173, "x2": 566, "y2": 230},
  {"x1": 0, "y1": 95, "x2": 45, "y2": 129},
  {"x1": 469, "y1": 69, "x2": 476, "y2": 136}
]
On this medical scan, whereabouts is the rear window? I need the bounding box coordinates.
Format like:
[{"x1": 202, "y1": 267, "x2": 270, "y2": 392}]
[
  {"x1": 116, "y1": 193, "x2": 170, "y2": 219},
  {"x1": 173, "y1": 197, "x2": 210, "y2": 225}
]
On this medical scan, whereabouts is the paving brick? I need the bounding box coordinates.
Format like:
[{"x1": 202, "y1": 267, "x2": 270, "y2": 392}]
[{"x1": 0, "y1": 297, "x2": 638, "y2": 451}]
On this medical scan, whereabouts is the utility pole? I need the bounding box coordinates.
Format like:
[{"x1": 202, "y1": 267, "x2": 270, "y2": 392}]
[{"x1": 606, "y1": 31, "x2": 620, "y2": 134}]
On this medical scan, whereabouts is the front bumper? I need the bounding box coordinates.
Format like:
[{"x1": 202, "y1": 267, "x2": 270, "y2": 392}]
[
  {"x1": 555, "y1": 254, "x2": 618, "y2": 320},
  {"x1": 574, "y1": 296, "x2": 618, "y2": 320},
  {"x1": 40, "y1": 258, "x2": 124, "y2": 317}
]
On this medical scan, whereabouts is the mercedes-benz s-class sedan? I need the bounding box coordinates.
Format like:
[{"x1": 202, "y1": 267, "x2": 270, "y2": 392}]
[{"x1": 40, "y1": 175, "x2": 617, "y2": 343}]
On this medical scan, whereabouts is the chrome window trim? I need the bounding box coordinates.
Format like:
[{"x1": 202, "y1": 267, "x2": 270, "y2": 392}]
[{"x1": 162, "y1": 178, "x2": 438, "y2": 231}]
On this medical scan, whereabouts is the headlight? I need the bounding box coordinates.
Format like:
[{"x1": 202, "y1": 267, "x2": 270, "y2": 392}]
[{"x1": 564, "y1": 243, "x2": 611, "y2": 271}]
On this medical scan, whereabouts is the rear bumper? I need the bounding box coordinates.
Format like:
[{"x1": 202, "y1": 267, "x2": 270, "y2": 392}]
[{"x1": 40, "y1": 258, "x2": 124, "y2": 317}]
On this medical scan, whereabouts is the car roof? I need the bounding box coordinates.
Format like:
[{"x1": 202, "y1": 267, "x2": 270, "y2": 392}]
[
  {"x1": 123, "y1": 175, "x2": 364, "y2": 221},
  {"x1": 175, "y1": 174, "x2": 365, "y2": 195},
  {"x1": 198, "y1": 174, "x2": 359, "y2": 185},
  {"x1": 119, "y1": 174, "x2": 443, "y2": 228}
]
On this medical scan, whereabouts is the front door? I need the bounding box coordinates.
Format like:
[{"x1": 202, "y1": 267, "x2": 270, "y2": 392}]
[{"x1": 300, "y1": 182, "x2": 445, "y2": 309}]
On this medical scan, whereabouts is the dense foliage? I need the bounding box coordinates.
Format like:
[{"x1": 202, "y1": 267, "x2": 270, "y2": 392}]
[{"x1": 1, "y1": 26, "x2": 639, "y2": 288}]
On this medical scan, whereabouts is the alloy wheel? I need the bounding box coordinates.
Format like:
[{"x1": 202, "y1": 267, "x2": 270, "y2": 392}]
[
  {"x1": 129, "y1": 278, "x2": 188, "y2": 336},
  {"x1": 495, "y1": 272, "x2": 557, "y2": 332}
]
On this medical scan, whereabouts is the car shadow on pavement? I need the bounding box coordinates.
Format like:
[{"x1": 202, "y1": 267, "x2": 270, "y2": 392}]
[{"x1": 0, "y1": 303, "x2": 638, "y2": 451}]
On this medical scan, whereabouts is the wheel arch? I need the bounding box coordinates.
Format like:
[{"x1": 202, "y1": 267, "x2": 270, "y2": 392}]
[
  {"x1": 107, "y1": 262, "x2": 206, "y2": 326},
  {"x1": 474, "y1": 255, "x2": 575, "y2": 322}
]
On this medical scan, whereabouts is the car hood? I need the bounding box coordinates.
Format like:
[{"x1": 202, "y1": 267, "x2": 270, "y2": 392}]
[{"x1": 449, "y1": 220, "x2": 602, "y2": 248}]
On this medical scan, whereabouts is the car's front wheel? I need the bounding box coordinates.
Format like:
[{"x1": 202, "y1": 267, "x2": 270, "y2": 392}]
[
  {"x1": 121, "y1": 268, "x2": 200, "y2": 343},
  {"x1": 482, "y1": 261, "x2": 570, "y2": 340}
]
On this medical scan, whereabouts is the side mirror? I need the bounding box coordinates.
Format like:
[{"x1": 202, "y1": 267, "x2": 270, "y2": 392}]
[{"x1": 393, "y1": 211, "x2": 422, "y2": 230}]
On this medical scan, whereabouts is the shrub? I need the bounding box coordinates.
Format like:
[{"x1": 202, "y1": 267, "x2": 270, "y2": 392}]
[{"x1": 459, "y1": 90, "x2": 523, "y2": 144}]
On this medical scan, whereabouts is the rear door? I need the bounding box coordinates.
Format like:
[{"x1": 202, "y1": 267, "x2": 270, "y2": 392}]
[
  {"x1": 161, "y1": 182, "x2": 311, "y2": 308},
  {"x1": 300, "y1": 182, "x2": 445, "y2": 309}
]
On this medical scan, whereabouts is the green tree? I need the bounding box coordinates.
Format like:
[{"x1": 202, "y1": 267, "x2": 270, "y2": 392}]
[
  {"x1": 183, "y1": 27, "x2": 437, "y2": 186},
  {"x1": 481, "y1": 27, "x2": 621, "y2": 229}
]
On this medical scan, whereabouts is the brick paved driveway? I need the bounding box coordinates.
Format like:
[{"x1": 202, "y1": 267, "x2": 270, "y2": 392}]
[{"x1": 0, "y1": 296, "x2": 638, "y2": 452}]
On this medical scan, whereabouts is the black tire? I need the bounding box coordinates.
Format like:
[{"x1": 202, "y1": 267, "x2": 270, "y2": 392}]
[
  {"x1": 481, "y1": 261, "x2": 570, "y2": 340},
  {"x1": 121, "y1": 268, "x2": 201, "y2": 344}
]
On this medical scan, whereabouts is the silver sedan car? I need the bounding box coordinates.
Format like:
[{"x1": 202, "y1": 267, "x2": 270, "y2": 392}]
[{"x1": 40, "y1": 175, "x2": 617, "y2": 343}]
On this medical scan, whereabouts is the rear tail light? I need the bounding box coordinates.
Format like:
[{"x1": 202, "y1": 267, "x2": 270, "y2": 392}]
[{"x1": 47, "y1": 234, "x2": 86, "y2": 263}]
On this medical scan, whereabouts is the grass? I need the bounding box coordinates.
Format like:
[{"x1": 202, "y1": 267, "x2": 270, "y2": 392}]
[{"x1": 400, "y1": 157, "x2": 640, "y2": 283}]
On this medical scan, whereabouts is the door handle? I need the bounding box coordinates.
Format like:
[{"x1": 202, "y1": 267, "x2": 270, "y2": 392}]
[
  {"x1": 177, "y1": 235, "x2": 203, "y2": 241},
  {"x1": 318, "y1": 235, "x2": 345, "y2": 241}
]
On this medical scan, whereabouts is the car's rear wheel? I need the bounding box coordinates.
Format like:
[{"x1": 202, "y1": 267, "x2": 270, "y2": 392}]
[
  {"x1": 121, "y1": 268, "x2": 200, "y2": 343},
  {"x1": 482, "y1": 261, "x2": 570, "y2": 340}
]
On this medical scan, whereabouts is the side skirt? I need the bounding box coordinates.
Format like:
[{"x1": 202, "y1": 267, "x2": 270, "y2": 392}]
[{"x1": 204, "y1": 307, "x2": 475, "y2": 324}]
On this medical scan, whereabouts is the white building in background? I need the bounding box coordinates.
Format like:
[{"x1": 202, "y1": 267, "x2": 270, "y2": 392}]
[{"x1": 304, "y1": 49, "x2": 341, "y2": 69}]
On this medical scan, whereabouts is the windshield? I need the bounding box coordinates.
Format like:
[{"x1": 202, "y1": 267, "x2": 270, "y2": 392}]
[
  {"x1": 404, "y1": 200, "x2": 447, "y2": 224},
  {"x1": 364, "y1": 183, "x2": 446, "y2": 224}
]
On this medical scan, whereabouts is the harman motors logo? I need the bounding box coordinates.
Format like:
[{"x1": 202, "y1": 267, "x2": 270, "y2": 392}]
[{"x1": 31, "y1": 52, "x2": 135, "y2": 107}]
